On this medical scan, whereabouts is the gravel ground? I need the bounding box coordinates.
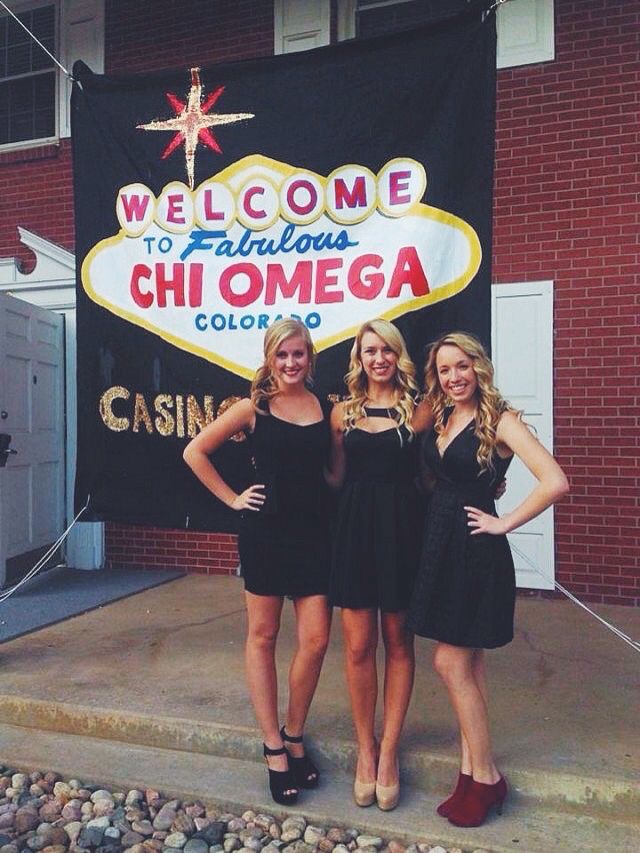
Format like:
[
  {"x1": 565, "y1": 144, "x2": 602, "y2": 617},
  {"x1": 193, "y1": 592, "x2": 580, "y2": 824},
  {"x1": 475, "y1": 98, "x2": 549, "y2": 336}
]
[{"x1": 0, "y1": 767, "x2": 491, "y2": 853}]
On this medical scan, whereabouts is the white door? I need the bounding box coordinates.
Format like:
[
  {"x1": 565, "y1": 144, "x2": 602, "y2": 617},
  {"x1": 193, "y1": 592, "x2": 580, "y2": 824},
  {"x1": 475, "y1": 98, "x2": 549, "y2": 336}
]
[
  {"x1": 492, "y1": 281, "x2": 555, "y2": 590},
  {"x1": 0, "y1": 293, "x2": 65, "y2": 587}
]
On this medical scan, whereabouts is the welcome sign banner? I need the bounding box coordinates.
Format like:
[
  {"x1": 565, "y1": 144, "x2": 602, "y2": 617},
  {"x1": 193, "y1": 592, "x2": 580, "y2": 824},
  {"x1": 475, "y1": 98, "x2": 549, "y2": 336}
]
[{"x1": 72, "y1": 7, "x2": 497, "y2": 530}]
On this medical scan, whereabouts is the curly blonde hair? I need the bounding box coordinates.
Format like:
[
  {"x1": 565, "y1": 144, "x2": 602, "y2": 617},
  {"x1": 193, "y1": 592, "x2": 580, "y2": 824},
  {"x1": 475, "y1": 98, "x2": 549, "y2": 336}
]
[
  {"x1": 424, "y1": 331, "x2": 520, "y2": 473},
  {"x1": 250, "y1": 318, "x2": 316, "y2": 413},
  {"x1": 343, "y1": 319, "x2": 418, "y2": 434}
]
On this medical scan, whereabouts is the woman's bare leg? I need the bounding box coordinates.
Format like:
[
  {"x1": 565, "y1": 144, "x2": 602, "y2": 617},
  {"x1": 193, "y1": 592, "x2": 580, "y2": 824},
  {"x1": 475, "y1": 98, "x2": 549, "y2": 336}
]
[
  {"x1": 284, "y1": 595, "x2": 332, "y2": 757},
  {"x1": 342, "y1": 608, "x2": 379, "y2": 782},
  {"x1": 457, "y1": 649, "x2": 488, "y2": 774},
  {"x1": 244, "y1": 591, "x2": 293, "y2": 789},
  {"x1": 377, "y1": 610, "x2": 415, "y2": 786},
  {"x1": 433, "y1": 643, "x2": 499, "y2": 784}
]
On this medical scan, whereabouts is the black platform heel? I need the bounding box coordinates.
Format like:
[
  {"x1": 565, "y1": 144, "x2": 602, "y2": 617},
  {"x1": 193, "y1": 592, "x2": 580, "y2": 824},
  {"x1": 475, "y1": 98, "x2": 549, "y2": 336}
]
[
  {"x1": 263, "y1": 742, "x2": 299, "y2": 805},
  {"x1": 280, "y1": 725, "x2": 320, "y2": 789}
]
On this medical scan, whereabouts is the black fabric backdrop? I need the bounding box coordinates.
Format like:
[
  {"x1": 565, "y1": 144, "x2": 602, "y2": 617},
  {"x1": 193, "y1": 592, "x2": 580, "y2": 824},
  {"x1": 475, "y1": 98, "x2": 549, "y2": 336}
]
[{"x1": 72, "y1": 6, "x2": 496, "y2": 531}]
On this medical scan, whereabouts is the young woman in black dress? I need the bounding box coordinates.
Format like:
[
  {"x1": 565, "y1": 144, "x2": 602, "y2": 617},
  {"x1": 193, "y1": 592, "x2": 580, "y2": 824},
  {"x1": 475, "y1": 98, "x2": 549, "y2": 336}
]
[
  {"x1": 409, "y1": 332, "x2": 568, "y2": 827},
  {"x1": 183, "y1": 318, "x2": 331, "y2": 806},
  {"x1": 326, "y1": 319, "x2": 432, "y2": 811}
]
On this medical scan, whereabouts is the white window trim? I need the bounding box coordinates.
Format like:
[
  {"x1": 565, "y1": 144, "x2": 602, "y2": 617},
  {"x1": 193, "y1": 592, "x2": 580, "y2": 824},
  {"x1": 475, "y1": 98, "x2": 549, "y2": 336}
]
[
  {"x1": 274, "y1": 0, "x2": 331, "y2": 55},
  {"x1": 337, "y1": 0, "x2": 556, "y2": 69}
]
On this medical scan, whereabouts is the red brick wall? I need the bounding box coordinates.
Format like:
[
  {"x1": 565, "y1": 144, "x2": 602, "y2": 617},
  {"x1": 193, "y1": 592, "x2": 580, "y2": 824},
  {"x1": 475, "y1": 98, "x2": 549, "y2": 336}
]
[
  {"x1": 493, "y1": 0, "x2": 639, "y2": 606},
  {"x1": 2, "y1": 1, "x2": 638, "y2": 600}
]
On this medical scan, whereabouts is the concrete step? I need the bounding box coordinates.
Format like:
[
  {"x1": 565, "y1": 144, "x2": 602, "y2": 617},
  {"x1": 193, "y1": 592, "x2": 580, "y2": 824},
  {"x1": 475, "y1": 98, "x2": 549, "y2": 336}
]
[
  {"x1": 0, "y1": 694, "x2": 638, "y2": 829},
  {"x1": 1, "y1": 722, "x2": 639, "y2": 853}
]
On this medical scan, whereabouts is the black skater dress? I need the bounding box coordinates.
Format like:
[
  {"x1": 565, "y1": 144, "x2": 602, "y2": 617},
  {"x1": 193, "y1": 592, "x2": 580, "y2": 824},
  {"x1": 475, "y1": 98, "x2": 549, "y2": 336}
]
[
  {"x1": 409, "y1": 412, "x2": 515, "y2": 649},
  {"x1": 238, "y1": 400, "x2": 331, "y2": 598},
  {"x1": 329, "y1": 408, "x2": 424, "y2": 612}
]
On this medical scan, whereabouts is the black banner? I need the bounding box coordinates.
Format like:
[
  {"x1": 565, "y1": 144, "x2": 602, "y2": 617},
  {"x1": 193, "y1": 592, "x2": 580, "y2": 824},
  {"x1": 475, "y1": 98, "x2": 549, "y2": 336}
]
[{"x1": 72, "y1": 9, "x2": 496, "y2": 531}]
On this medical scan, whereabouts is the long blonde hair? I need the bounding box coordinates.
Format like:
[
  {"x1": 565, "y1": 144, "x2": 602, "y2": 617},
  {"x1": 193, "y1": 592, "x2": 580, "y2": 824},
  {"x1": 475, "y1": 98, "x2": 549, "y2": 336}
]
[
  {"x1": 250, "y1": 318, "x2": 316, "y2": 413},
  {"x1": 343, "y1": 319, "x2": 418, "y2": 433},
  {"x1": 424, "y1": 331, "x2": 519, "y2": 473}
]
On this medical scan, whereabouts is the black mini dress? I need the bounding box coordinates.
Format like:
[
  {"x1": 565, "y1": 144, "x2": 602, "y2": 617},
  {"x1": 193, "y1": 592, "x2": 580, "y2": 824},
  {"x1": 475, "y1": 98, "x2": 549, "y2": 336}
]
[
  {"x1": 409, "y1": 413, "x2": 515, "y2": 649},
  {"x1": 238, "y1": 400, "x2": 331, "y2": 598},
  {"x1": 329, "y1": 408, "x2": 424, "y2": 612}
]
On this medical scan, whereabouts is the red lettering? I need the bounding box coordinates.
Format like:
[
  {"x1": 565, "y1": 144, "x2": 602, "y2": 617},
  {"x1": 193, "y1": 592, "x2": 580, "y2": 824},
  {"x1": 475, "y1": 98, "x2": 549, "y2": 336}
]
[
  {"x1": 389, "y1": 171, "x2": 411, "y2": 206},
  {"x1": 220, "y1": 263, "x2": 263, "y2": 307},
  {"x1": 166, "y1": 193, "x2": 186, "y2": 224},
  {"x1": 188, "y1": 264, "x2": 203, "y2": 307},
  {"x1": 243, "y1": 186, "x2": 266, "y2": 219},
  {"x1": 130, "y1": 264, "x2": 153, "y2": 308},
  {"x1": 120, "y1": 193, "x2": 150, "y2": 223},
  {"x1": 315, "y1": 258, "x2": 344, "y2": 304},
  {"x1": 286, "y1": 180, "x2": 317, "y2": 216},
  {"x1": 348, "y1": 254, "x2": 384, "y2": 300},
  {"x1": 334, "y1": 176, "x2": 367, "y2": 210},
  {"x1": 157, "y1": 263, "x2": 185, "y2": 308},
  {"x1": 387, "y1": 247, "x2": 429, "y2": 298},
  {"x1": 204, "y1": 189, "x2": 225, "y2": 221},
  {"x1": 265, "y1": 261, "x2": 313, "y2": 305}
]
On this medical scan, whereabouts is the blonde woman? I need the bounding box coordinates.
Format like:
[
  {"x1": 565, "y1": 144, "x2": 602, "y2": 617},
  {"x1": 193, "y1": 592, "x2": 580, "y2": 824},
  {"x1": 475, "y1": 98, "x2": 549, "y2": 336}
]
[
  {"x1": 184, "y1": 319, "x2": 331, "y2": 806},
  {"x1": 409, "y1": 331, "x2": 568, "y2": 828},
  {"x1": 326, "y1": 319, "x2": 432, "y2": 811}
]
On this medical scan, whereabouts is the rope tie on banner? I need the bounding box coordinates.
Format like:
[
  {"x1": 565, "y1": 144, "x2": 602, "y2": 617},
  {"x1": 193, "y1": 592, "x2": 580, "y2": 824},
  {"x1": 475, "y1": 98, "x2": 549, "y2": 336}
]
[
  {"x1": 0, "y1": 0, "x2": 75, "y2": 80},
  {"x1": 509, "y1": 541, "x2": 640, "y2": 654},
  {"x1": 487, "y1": 0, "x2": 512, "y2": 13},
  {"x1": 0, "y1": 497, "x2": 90, "y2": 605}
]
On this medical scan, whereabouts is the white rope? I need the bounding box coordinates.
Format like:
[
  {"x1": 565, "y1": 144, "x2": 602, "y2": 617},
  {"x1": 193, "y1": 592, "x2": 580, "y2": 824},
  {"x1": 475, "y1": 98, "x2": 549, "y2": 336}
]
[
  {"x1": 488, "y1": 0, "x2": 511, "y2": 12},
  {"x1": 509, "y1": 541, "x2": 640, "y2": 654},
  {"x1": 0, "y1": 0, "x2": 74, "y2": 79},
  {"x1": 0, "y1": 498, "x2": 90, "y2": 604}
]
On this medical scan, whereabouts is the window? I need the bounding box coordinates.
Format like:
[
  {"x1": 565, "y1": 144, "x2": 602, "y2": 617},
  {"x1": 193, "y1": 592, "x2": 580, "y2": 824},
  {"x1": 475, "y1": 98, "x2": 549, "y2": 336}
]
[
  {"x1": 0, "y1": 2, "x2": 57, "y2": 146},
  {"x1": 339, "y1": 0, "x2": 555, "y2": 68},
  {"x1": 356, "y1": 0, "x2": 471, "y2": 39}
]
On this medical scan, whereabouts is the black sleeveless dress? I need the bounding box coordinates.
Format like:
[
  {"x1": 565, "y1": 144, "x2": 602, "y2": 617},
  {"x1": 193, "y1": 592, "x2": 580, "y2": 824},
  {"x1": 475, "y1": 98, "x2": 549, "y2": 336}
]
[
  {"x1": 238, "y1": 400, "x2": 331, "y2": 597},
  {"x1": 409, "y1": 413, "x2": 515, "y2": 649},
  {"x1": 329, "y1": 408, "x2": 424, "y2": 612}
]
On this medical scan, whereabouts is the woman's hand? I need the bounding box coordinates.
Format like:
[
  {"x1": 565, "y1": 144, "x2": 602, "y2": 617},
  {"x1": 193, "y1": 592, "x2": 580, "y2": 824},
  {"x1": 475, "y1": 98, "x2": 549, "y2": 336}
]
[
  {"x1": 465, "y1": 505, "x2": 508, "y2": 536},
  {"x1": 230, "y1": 484, "x2": 266, "y2": 511}
]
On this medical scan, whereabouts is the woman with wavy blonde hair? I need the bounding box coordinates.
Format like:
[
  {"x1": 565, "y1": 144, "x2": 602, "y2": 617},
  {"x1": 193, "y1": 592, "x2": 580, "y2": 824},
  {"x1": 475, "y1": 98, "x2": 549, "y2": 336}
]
[
  {"x1": 184, "y1": 318, "x2": 331, "y2": 807},
  {"x1": 409, "y1": 331, "x2": 568, "y2": 828},
  {"x1": 326, "y1": 319, "x2": 433, "y2": 811}
]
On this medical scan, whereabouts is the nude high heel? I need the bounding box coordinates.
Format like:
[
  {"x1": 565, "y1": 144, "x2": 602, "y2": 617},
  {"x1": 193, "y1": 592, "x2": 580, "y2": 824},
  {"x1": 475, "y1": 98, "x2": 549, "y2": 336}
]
[
  {"x1": 353, "y1": 739, "x2": 378, "y2": 807},
  {"x1": 353, "y1": 778, "x2": 376, "y2": 807},
  {"x1": 375, "y1": 758, "x2": 400, "y2": 811}
]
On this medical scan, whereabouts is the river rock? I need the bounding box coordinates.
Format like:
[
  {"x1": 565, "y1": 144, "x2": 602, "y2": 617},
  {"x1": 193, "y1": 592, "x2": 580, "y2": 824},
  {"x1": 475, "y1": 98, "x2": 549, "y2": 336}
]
[
  {"x1": 131, "y1": 821, "x2": 153, "y2": 837},
  {"x1": 52, "y1": 785, "x2": 72, "y2": 803},
  {"x1": 121, "y1": 832, "x2": 144, "y2": 847},
  {"x1": 63, "y1": 823, "x2": 83, "y2": 844},
  {"x1": 15, "y1": 808, "x2": 40, "y2": 833},
  {"x1": 171, "y1": 815, "x2": 195, "y2": 835},
  {"x1": 303, "y1": 827, "x2": 325, "y2": 846},
  {"x1": 152, "y1": 805, "x2": 175, "y2": 832},
  {"x1": 183, "y1": 840, "x2": 209, "y2": 853},
  {"x1": 193, "y1": 823, "x2": 225, "y2": 846},
  {"x1": 164, "y1": 833, "x2": 187, "y2": 849}
]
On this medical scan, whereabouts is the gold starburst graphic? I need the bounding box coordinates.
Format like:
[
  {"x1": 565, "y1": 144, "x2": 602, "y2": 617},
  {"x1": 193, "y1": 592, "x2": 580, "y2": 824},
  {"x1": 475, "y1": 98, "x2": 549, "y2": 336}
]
[{"x1": 137, "y1": 67, "x2": 254, "y2": 189}]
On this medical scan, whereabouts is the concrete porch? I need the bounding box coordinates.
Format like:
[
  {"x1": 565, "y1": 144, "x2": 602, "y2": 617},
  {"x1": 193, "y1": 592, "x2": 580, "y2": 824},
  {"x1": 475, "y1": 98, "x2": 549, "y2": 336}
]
[{"x1": 0, "y1": 574, "x2": 638, "y2": 852}]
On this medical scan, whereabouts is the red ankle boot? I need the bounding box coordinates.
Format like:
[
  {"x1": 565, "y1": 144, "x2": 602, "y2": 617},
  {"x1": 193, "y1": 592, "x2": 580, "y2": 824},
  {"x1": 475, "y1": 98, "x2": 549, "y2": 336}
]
[
  {"x1": 436, "y1": 772, "x2": 472, "y2": 817},
  {"x1": 447, "y1": 775, "x2": 507, "y2": 827}
]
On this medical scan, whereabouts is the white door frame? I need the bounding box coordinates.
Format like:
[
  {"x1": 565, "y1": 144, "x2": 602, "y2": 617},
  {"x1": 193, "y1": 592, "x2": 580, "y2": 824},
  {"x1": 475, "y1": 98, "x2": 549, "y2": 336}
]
[
  {"x1": 492, "y1": 280, "x2": 555, "y2": 590},
  {"x1": 0, "y1": 228, "x2": 104, "y2": 570}
]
